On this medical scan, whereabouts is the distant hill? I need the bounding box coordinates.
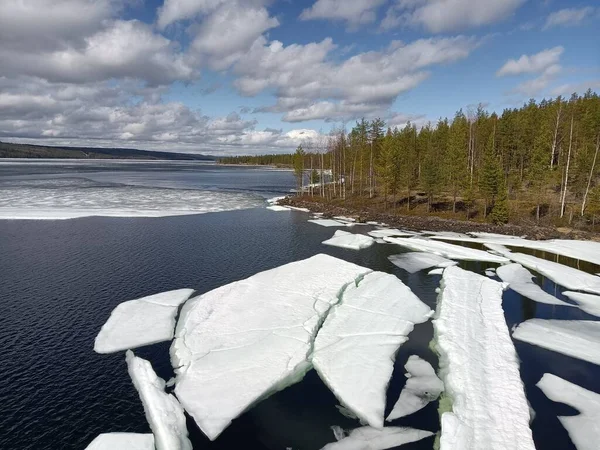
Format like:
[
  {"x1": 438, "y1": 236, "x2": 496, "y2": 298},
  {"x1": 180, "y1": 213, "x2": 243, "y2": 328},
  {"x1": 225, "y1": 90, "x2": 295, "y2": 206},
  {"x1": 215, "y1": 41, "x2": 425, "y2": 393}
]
[{"x1": 0, "y1": 141, "x2": 214, "y2": 160}]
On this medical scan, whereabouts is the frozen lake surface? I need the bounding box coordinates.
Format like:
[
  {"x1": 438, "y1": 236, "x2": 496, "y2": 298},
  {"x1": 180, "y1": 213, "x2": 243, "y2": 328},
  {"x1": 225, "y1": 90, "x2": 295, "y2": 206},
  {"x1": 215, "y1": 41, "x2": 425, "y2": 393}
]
[{"x1": 1, "y1": 160, "x2": 599, "y2": 450}]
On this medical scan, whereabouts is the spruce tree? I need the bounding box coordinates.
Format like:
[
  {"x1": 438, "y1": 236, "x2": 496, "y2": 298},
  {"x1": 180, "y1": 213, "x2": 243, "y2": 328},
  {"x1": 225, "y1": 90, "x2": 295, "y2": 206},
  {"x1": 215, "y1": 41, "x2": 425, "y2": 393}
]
[
  {"x1": 491, "y1": 185, "x2": 509, "y2": 224},
  {"x1": 479, "y1": 132, "x2": 502, "y2": 218}
]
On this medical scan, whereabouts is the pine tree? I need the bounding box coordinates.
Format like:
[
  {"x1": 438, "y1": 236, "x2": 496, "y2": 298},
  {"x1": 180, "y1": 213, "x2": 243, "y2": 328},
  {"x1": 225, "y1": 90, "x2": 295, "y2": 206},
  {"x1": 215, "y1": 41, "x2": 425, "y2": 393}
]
[
  {"x1": 479, "y1": 132, "x2": 502, "y2": 218},
  {"x1": 293, "y1": 145, "x2": 305, "y2": 192},
  {"x1": 446, "y1": 110, "x2": 468, "y2": 213}
]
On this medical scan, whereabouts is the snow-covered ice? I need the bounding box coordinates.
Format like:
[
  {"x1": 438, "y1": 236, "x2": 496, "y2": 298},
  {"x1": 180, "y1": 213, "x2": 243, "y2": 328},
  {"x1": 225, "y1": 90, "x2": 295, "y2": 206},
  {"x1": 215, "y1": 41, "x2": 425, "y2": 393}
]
[
  {"x1": 513, "y1": 319, "x2": 600, "y2": 365},
  {"x1": 266, "y1": 205, "x2": 291, "y2": 211},
  {"x1": 170, "y1": 254, "x2": 372, "y2": 440},
  {"x1": 428, "y1": 268, "x2": 444, "y2": 276},
  {"x1": 322, "y1": 230, "x2": 375, "y2": 250},
  {"x1": 495, "y1": 264, "x2": 573, "y2": 306},
  {"x1": 312, "y1": 272, "x2": 432, "y2": 428},
  {"x1": 562, "y1": 292, "x2": 600, "y2": 318},
  {"x1": 84, "y1": 433, "x2": 154, "y2": 450},
  {"x1": 434, "y1": 266, "x2": 535, "y2": 450},
  {"x1": 385, "y1": 237, "x2": 509, "y2": 263},
  {"x1": 537, "y1": 373, "x2": 600, "y2": 450},
  {"x1": 321, "y1": 426, "x2": 434, "y2": 450},
  {"x1": 0, "y1": 186, "x2": 263, "y2": 219},
  {"x1": 388, "y1": 252, "x2": 457, "y2": 274},
  {"x1": 367, "y1": 229, "x2": 414, "y2": 239},
  {"x1": 308, "y1": 219, "x2": 349, "y2": 227},
  {"x1": 386, "y1": 355, "x2": 443, "y2": 421},
  {"x1": 489, "y1": 246, "x2": 600, "y2": 295},
  {"x1": 485, "y1": 269, "x2": 496, "y2": 277},
  {"x1": 94, "y1": 289, "x2": 195, "y2": 354},
  {"x1": 126, "y1": 351, "x2": 192, "y2": 450}
]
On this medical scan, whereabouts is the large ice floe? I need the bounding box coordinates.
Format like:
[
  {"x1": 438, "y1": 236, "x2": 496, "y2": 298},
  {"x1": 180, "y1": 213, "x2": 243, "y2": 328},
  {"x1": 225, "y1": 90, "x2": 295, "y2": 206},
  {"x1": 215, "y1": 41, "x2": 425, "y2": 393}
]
[
  {"x1": 94, "y1": 289, "x2": 195, "y2": 354},
  {"x1": 308, "y1": 218, "x2": 351, "y2": 227},
  {"x1": 384, "y1": 237, "x2": 509, "y2": 263},
  {"x1": 170, "y1": 254, "x2": 372, "y2": 440},
  {"x1": 322, "y1": 230, "x2": 375, "y2": 250},
  {"x1": 495, "y1": 264, "x2": 573, "y2": 306},
  {"x1": 512, "y1": 319, "x2": 600, "y2": 365},
  {"x1": 434, "y1": 266, "x2": 535, "y2": 450},
  {"x1": 312, "y1": 272, "x2": 432, "y2": 428},
  {"x1": 0, "y1": 186, "x2": 263, "y2": 219},
  {"x1": 386, "y1": 355, "x2": 443, "y2": 421},
  {"x1": 126, "y1": 351, "x2": 192, "y2": 450},
  {"x1": 562, "y1": 292, "x2": 600, "y2": 318},
  {"x1": 488, "y1": 245, "x2": 600, "y2": 295},
  {"x1": 537, "y1": 373, "x2": 600, "y2": 450},
  {"x1": 84, "y1": 433, "x2": 154, "y2": 450},
  {"x1": 321, "y1": 426, "x2": 434, "y2": 450},
  {"x1": 367, "y1": 229, "x2": 415, "y2": 239},
  {"x1": 388, "y1": 252, "x2": 457, "y2": 274}
]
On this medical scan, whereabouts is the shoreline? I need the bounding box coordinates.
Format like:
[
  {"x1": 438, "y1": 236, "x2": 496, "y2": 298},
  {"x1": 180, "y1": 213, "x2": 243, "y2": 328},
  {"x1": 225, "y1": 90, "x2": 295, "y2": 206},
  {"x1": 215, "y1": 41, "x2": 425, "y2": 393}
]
[{"x1": 278, "y1": 196, "x2": 598, "y2": 241}]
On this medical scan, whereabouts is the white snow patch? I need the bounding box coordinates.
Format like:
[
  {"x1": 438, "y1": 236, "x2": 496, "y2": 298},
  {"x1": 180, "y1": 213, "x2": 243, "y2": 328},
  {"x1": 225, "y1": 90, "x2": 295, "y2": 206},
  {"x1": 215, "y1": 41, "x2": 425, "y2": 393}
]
[
  {"x1": 428, "y1": 268, "x2": 444, "y2": 276},
  {"x1": 84, "y1": 433, "x2": 154, "y2": 450},
  {"x1": 288, "y1": 206, "x2": 310, "y2": 212},
  {"x1": 126, "y1": 351, "x2": 192, "y2": 450},
  {"x1": 309, "y1": 219, "x2": 349, "y2": 227},
  {"x1": 485, "y1": 269, "x2": 496, "y2": 277},
  {"x1": 322, "y1": 230, "x2": 375, "y2": 250},
  {"x1": 266, "y1": 205, "x2": 291, "y2": 211},
  {"x1": 489, "y1": 246, "x2": 600, "y2": 295},
  {"x1": 385, "y1": 237, "x2": 509, "y2": 264},
  {"x1": 312, "y1": 272, "x2": 432, "y2": 428},
  {"x1": 388, "y1": 252, "x2": 457, "y2": 274},
  {"x1": 434, "y1": 266, "x2": 535, "y2": 450},
  {"x1": 496, "y1": 264, "x2": 573, "y2": 306},
  {"x1": 170, "y1": 254, "x2": 372, "y2": 440},
  {"x1": 513, "y1": 319, "x2": 600, "y2": 365},
  {"x1": 94, "y1": 289, "x2": 195, "y2": 354},
  {"x1": 562, "y1": 291, "x2": 600, "y2": 318},
  {"x1": 334, "y1": 216, "x2": 356, "y2": 222},
  {"x1": 386, "y1": 355, "x2": 443, "y2": 421},
  {"x1": 537, "y1": 373, "x2": 600, "y2": 450},
  {"x1": 368, "y1": 229, "x2": 415, "y2": 239},
  {"x1": 266, "y1": 196, "x2": 286, "y2": 204},
  {"x1": 321, "y1": 426, "x2": 434, "y2": 450}
]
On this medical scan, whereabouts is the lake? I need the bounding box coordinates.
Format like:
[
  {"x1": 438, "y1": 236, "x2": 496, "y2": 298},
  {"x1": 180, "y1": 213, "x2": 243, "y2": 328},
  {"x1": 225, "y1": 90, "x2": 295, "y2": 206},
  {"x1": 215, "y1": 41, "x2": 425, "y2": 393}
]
[{"x1": 0, "y1": 160, "x2": 597, "y2": 449}]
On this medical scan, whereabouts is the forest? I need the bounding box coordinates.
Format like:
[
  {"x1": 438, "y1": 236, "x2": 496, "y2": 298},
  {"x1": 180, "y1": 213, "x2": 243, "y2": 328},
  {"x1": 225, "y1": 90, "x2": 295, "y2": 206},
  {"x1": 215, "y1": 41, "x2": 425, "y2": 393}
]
[{"x1": 224, "y1": 91, "x2": 600, "y2": 228}]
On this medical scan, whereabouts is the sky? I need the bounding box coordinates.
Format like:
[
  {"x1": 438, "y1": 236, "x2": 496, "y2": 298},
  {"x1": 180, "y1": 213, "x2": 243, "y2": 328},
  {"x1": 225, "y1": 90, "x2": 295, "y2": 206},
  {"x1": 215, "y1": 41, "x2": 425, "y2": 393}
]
[{"x1": 1, "y1": 0, "x2": 599, "y2": 155}]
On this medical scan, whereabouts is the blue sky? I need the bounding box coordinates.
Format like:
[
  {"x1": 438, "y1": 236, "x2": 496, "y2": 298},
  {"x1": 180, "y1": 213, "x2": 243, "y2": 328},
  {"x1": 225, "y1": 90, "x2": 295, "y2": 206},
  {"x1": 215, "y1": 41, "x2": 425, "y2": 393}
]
[{"x1": 1, "y1": 0, "x2": 599, "y2": 154}]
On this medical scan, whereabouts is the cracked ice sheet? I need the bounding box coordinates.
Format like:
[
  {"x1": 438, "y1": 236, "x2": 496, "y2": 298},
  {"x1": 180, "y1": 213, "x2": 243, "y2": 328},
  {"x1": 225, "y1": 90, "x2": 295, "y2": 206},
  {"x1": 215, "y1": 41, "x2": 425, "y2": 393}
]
[
  {"x1": 321, "y1": 427, "x2": 434, "y2": 450},
  {"x1": 312, "y1": 272, "x2": 432, "y2": 428},
  {"x1": 434, "y1": 266, "x2": 535, "y2": 450},
  {"x1": 537, "y1": 373, "x2": 600, "y2": 450},
  {"x1": 488, "y1": 245, "x2": 600, "y2": 295},
  {"x1": 388, "y1": 252, "x2": 457, "y2": 274},
  {"x1": 562, "y1": 292, "x2": 600, "y2": 318},
  {"x1": 386, "y1": 355, "x2": 443, "y2": 421},
  {"x1": 367, "y1": 229, "x2": 415, "y2": 239},
  {"x1": 171, "y1": 254, "x2": 372, "y2": 440},
  {"x1": 94, "y1": 289, "x2": 195, "y2": 354},
  {"x1": 84, "y1": 433, "x2": 154, "y2": 450},
  {"x1": 496, "y1": 264, "x2": 573, "y2": 306},
  {"x1": 513, "y1": 319, "x2": 600, "y2": 365},
  {"x1": 322, "y1": 230, "x2": 375, "y2": 250},
  {"x1": 384, "y1": 237, "x2": 509, "y2": 264},
  {"x1": 126, "y1": 351, "x2": 192, "y2": 450},
  {"x1": 308, "y1": 219, "x2": 350, "y2": 227}
]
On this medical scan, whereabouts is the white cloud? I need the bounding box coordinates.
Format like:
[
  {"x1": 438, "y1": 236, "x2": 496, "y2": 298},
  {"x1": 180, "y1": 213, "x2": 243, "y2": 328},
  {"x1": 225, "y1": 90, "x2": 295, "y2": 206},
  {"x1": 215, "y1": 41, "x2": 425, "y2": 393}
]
[
  {"x1": 551, "y1": 80, "x2": 600, "y2": 97},
  {"x1": 157, "y1": 0, "x2": 269, "y2": 29},
  {"x1": 497, "y1": 47, "x2": 563, "y2": 76},
  {"x1": 300, "y1": 0, "x2": 387, "y2": 27},
  {"x1": 383, "y1": 0, "x2": 525, "y2": 33},
  {"x1": 544, "y1": 7, "x2": 597, "y2": 29}
]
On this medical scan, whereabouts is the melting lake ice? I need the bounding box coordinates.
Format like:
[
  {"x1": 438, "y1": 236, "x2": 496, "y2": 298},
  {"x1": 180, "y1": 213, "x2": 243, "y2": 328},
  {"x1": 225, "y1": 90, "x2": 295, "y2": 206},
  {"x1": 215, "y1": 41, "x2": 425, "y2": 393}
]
[{"x1": 0, "y1": 160, "x2": 599, "y2": 450}]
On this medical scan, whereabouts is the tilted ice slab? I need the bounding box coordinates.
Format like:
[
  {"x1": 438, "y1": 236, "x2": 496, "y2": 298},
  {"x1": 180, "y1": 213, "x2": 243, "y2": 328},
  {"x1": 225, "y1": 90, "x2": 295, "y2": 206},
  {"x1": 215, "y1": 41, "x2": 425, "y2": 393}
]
[
  {"x1": 312, "y1": 272, "x2": 432, "y2": 428},
  {"x1": 367, "y1": 229, "x2": 415, "y2": 239},
  {"x1": 171, "y1": 254, "x2": 372, "y2": 440},
  {"x1": 384, "y1": 237, "x2": 509, "y2": 263},
  {"x1": 388, "y1": 252, "x2": 457, "y2": 274},
  {"x1": 434, "y1": 266, "x2": 535, "y2": 450},
  {"x1": 496, "y1": 264, "x2": 573, "y2": 306},
  {"x1": 321, "y1": 426, "x2": 434, "y2": 450},
  {"x1": 309, "y1": 218, "x2": 350, "y2": 227},
  {"x1": 0, "y1": 186, "x2": 263, "y2": 219},
  {"x1": 126, "y1": 351, "x2": 192, "y2": 450},
  {"x1": 322, "y1": 230, "x2": 375, "y2": 250},
  {"x1": 386, "y1": 355, "x2": 443, "y2": 421},
  {"x1": 85, "y1": 433, "x2": 154, "y2": 450},
  {"x1": 488, "y1": 245, "x2": 600, "y2": 295},
  {"x1": 563, "y1": 292, "x2": 600, "y2": 318},
  {"x1": 537, "y1": 373, "x2": 600, "y2": 450},
  {"x1": 428, "y1": 268, "x2": 444, "y2": 276},
  {"x1": 512, "y1": 319, "x2": 600, "y2": 365},
  {"x1": 94, "y1": 289, "x2": 195, "y2": 354}
]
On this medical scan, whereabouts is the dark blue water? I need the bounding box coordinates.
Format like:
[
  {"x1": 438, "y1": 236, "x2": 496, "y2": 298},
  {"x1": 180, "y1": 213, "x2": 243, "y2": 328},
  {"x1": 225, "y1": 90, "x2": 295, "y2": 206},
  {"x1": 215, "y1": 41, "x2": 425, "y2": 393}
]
[{"x1": 0, "y1": 161, "x2": 598, "y2": 449}]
